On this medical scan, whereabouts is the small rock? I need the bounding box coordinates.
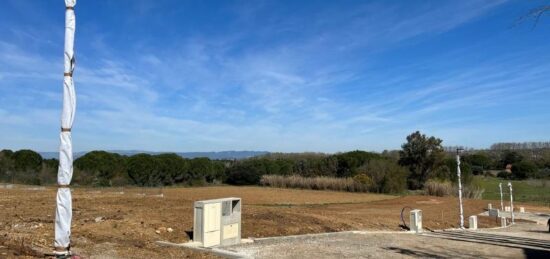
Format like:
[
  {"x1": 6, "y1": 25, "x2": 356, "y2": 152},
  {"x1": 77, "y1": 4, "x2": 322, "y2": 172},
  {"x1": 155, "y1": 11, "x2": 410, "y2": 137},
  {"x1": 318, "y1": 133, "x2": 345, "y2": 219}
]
[
  {"x1": 155, "y1": 230, "x2": 161, "y2": 234},
  {"x1": 167, "y1": 228, "x2": 174, "y2": 233},
  {"x1": 94, "y1": 217, "x2": 104, "y2": 223}
]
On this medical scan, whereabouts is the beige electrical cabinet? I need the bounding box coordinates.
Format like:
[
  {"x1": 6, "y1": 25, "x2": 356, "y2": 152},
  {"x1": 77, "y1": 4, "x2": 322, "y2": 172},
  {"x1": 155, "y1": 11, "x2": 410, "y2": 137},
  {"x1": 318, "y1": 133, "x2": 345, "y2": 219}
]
[{"x1": 193, "y1": 197, "x2": 241, "y2": 247}]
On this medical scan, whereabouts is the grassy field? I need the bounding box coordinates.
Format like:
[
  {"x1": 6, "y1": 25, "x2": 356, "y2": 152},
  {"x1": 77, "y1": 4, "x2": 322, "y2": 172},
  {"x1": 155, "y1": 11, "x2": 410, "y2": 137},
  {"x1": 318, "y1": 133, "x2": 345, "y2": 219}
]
[{"x1": 473, "y1": 176, "x2": 550, "y2": 206}]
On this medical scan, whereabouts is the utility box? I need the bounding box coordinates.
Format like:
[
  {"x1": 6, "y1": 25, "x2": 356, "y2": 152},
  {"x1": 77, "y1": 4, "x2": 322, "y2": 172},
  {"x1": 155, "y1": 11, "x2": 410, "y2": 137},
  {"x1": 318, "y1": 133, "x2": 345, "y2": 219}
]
[
  {"x1": 487, "y1": 203, "x2": 492, "y2": 210},
  {"x1": 193, "y1": 197, "x2": 241, "y2": 247},
  {"x1": 410, "y1": 209, "x2": 422, "y2": 233},
  {"x1": 469, "y1": 216, "x2": 477, "y2": 230}
]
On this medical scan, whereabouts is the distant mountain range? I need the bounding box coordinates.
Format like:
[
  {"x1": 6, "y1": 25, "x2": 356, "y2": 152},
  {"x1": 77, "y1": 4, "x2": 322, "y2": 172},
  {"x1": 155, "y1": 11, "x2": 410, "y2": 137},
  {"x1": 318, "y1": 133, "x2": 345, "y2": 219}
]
[{"x1": 39, "y1": 150, "x2": 269, "y2": 160}]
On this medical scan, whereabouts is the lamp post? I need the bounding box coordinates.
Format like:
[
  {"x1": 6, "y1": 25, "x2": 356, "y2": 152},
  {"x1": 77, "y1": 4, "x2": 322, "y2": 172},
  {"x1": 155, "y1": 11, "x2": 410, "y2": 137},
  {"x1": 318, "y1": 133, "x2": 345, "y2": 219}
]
[
  {"x1": 508, "y1": 182, "x2": 514, "y2": 224},
  {"x1": 499, "y1": 182, "x2": 504, "y2": 211},
  {"x1": 456, "y1": 148, "x2": 464, "y2": 229}
]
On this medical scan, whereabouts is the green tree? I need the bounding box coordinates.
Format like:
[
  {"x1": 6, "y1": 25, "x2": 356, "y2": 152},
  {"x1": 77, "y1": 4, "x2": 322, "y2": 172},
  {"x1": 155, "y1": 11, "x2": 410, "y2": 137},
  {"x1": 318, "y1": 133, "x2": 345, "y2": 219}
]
[
  {"x1": 356, "y1": 159, "x2": 408, "y2": 193},
  {"x1": 398, "y1": 131, "x2": 446, "y2": 189},
  {"x1": 188, "y1": 157, "x2": 214, "y2": 184},
  {"x1": 500, "y1": 151, "x2": 523, "y2": 168},
  {"x1": 464, "y1": 153, "x2": 491, "y2": 175},
  {"x1": 127, "y1": 154, "x2": 160, "y2": 186},
  {"x1": 512, "y1": 161, "x2": 537, "y2": 180},
  {"x1": 335, "y1": 151, "x2": 381, "y2": 177},
  {"x1": 155, "y1": 153, "x2": 189, "y2": 185},
  {"x1": 11, "y1": 149, "x2": 42, "y2": 184},
  {"x1": 0, "y1": 150, "x2": 14, "y2": 182},
  {"x1": 444, "y1": 157, "x2": 473, "y2": 185},
  {"x1": 74, "y1": 151, "x2": 126, "y2": 186}
]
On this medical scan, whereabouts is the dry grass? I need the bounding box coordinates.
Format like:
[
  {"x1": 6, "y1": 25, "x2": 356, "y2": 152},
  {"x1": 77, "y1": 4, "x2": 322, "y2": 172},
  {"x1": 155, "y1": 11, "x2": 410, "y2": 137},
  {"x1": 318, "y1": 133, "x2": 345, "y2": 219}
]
[
  {"x1": 260, "y1": 175, "x2": 368, "y2": 192},
  {"x1": 424, "y1": 180, "x2": 484, "y2": 199}
]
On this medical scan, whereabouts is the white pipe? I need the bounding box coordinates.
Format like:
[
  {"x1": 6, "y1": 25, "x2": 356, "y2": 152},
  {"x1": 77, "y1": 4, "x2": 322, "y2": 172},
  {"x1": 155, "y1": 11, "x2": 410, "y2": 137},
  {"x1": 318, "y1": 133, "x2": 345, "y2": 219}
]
[
  {"x1": 456, "y1": 153, "x2": 464, "y2": 229},
  {"x1": 508, "y1": 182, "x2": 514, "y2": 224},
  {"x1": 54, "y1": 0, "x2": 77, "y2": 255},
  {"x1": 499, "y1": 182, "x2": 504, "y2": 211}
]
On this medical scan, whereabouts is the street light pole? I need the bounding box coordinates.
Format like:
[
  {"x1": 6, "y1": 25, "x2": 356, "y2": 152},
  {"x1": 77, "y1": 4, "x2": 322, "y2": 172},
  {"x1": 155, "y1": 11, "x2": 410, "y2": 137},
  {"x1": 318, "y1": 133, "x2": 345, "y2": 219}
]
[
  {"x1": 508, "y1": 182, "x2": 514, "y2": 224},
  {"x1": 456, "y1": 148, "x2": 464, "y2": 229}
]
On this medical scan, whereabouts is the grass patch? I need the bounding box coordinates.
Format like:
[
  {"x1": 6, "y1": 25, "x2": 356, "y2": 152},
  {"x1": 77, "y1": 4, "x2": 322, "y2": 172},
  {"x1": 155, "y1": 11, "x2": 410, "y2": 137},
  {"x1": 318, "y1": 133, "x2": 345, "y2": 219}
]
[
  {"x1": 473, "y1": 176, "x2": 550, "y2": 206},
  {"x1": 260, "y1": 175, "x2": 369, "y2": 192}
]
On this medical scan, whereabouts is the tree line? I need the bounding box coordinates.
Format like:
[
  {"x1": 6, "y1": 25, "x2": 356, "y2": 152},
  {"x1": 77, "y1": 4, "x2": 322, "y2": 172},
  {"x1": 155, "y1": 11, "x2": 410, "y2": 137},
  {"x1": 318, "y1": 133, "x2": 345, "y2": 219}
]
[{"x1": 1, "y1": 132, "x2": 549, "y2": 193}]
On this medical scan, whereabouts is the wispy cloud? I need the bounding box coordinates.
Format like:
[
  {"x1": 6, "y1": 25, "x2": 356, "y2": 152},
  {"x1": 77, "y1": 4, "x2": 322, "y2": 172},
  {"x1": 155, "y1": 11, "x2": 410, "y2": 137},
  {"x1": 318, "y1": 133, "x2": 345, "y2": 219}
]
[{"x1": 1, "y1": 0, "x2": 548, "y2": 152}]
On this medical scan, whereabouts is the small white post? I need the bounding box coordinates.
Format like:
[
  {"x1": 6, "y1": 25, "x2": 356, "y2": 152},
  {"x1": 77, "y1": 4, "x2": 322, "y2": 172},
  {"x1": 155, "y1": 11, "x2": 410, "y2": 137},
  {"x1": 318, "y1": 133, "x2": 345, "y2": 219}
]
[
  {"x1": 469, "y1": 215, "x2": 477, "y2": 230},
  {"x1": 508, "y1": 182, "x2": 514, "y2": 224},
  {"x1": 499, "y1": 183, "x2": 504, "y2": 211},
  {"x1": 410, "y1": 209, "x2": 423, "y2": 233},
  {"x1": 456, "y1": 149, "x2": 464, "y2": 229}
]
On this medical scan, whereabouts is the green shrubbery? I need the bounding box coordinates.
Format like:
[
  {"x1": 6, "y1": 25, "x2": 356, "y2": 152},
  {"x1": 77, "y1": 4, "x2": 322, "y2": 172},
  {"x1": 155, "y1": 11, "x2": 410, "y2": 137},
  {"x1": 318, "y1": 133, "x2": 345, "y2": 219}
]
[{"x1": 1, "y1": 132, "x2": 548, "y2": 195}]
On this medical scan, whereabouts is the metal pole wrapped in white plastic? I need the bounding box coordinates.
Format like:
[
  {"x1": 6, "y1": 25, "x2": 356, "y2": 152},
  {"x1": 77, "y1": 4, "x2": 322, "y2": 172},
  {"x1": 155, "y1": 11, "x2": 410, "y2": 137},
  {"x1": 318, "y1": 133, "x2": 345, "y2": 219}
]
[
  {"x1": 499, "y1": 182, "x2": 504, "y2": 211},
  {"x1": 508, "y1": 182, "x2": 514, "y2": 224},
  {"x1": 55, "y1": 0, "x2": 77, "y2": 256},
  {"x1": 456, "y1": 148, "x2": 464, "y2": 229}
]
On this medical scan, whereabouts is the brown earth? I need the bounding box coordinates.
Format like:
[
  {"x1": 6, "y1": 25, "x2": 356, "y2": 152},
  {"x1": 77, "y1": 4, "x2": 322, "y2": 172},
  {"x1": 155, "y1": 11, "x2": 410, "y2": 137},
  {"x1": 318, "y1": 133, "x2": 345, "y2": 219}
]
[{"x1": 0, "y1": 185, "x2": 546, "y2": 258}]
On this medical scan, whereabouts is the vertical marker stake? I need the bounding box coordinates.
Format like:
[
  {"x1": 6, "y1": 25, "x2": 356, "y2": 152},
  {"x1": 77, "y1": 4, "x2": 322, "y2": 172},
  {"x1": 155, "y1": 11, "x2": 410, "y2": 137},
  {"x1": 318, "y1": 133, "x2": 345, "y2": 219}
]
[
  {"x1": 499, "y1": 183, "x2": 504, "y2": 211},
  {"x1": 508, "y1": 182, "x2": 514, "y2": 224},
  {"x1": 456, "y1": 148, "x2": 464, "y2": 229}
]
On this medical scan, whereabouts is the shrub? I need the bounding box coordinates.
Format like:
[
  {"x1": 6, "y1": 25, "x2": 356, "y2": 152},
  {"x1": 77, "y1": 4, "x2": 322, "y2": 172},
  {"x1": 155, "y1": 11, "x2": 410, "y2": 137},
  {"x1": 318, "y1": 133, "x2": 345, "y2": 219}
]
[
  {"x1": 424, "y1": 179, "x2": 484, "y2": 199},
  {"x1": 355, "y1": 159, "x2": 408, "y2": 193},
  {"x1": 497, "y1": 170, "x2": 511, "y2": 179},
  {"x1": 424, "y1": 180, "x2": 453, "y2": 197},
  {"x1": 260, "y1": 175, "x2": 368, "y2": 192}
]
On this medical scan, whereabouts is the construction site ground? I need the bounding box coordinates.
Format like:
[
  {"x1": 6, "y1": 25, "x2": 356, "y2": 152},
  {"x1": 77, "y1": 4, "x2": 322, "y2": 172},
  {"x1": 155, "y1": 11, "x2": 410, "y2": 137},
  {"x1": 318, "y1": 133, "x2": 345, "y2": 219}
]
[{"x1": 1, "y1": 185, "x2": 549, "y2": 258}]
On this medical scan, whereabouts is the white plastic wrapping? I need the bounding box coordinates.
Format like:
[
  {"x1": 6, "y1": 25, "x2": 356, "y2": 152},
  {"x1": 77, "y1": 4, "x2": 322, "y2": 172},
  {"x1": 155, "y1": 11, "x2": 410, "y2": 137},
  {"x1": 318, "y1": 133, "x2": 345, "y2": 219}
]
[{"x1": 55, "y1": 0, "x2": 77, "y2": 250}]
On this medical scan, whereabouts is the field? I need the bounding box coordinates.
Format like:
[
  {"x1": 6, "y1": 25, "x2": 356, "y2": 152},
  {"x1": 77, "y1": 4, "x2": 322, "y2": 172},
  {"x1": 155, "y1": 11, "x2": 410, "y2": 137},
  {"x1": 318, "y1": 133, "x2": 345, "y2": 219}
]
[
  {"x1": 1, "y1": 185, "x2": 548, "y2": 258},
  {"x1": 474, "y1": 176, "x2": 550, "y2": 206}
]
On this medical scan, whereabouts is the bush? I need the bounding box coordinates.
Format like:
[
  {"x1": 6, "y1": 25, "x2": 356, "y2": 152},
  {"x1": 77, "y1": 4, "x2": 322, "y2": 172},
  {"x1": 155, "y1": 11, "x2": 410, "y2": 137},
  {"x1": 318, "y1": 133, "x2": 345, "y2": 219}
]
[
  {"x1": 355, "y1": 159, "x2": 408, "y2": 193},
  {"x1": 497, "y1": 170, "x2": 511, "y2": 179},
  {"x1": 424, "y1": 180, "x2": 454, "y2": 197},
  {"x1": 260, "y1": 175, "x2": 368, "y2": 192},
  {"x1": 512, "y1": 161, "x2": 537, "y2": 180},
  {"x1": 225, "y1": 162, "x2": 264, "y2": 185},
  {"x1": 424, "y1": 179, "x2": 484, "y2": 199}
]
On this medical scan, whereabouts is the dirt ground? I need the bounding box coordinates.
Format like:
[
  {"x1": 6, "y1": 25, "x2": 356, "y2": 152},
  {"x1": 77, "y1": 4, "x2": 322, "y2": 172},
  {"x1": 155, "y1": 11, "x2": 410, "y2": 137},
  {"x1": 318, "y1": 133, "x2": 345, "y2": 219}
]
[{"x1": 1, "y1": 185, "x2": 547, "y2": 258}]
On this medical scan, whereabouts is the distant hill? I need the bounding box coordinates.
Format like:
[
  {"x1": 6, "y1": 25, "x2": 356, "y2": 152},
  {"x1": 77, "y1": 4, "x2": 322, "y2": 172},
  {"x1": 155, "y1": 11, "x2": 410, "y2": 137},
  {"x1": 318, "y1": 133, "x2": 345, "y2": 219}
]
[{"x1": 39, "y1": 150, "x2": 269, "y2": 160}]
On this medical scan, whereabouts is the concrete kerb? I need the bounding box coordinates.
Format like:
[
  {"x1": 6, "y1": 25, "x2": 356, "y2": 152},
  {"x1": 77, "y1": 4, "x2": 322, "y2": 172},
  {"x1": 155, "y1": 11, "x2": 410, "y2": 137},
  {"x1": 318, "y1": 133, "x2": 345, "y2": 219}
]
[
  {"x1": 156, "y1": 230, "x2": 414, "y2": 257},
  {"x1": 252, "y1": 230, "x2": 413, "y2": 242},
  {"x1": 156, "y1": 240, "x2": 251, "y2": 259}
]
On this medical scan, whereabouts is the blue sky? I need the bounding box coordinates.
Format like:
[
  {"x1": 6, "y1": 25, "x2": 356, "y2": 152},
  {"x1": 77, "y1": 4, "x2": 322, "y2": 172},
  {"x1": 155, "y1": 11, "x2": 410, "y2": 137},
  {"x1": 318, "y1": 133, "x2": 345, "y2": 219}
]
[{"x1": 0, "y1": 0, "x2": 549, "y2": 153}]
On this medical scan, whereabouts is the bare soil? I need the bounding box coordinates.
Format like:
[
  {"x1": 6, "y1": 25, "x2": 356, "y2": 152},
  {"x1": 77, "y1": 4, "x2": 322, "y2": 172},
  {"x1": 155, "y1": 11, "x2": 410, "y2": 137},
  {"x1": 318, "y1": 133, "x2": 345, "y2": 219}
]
[{"x1": 0, "y1": 185, "x2": 545, "y2": 258}]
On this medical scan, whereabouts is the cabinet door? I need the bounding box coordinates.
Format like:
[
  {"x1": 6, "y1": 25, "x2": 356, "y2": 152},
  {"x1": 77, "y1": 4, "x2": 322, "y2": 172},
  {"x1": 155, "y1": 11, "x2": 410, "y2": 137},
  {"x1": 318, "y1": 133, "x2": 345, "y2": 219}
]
[
  {"x1": 204, "y1": 203, "x2": 221, "y2": 232},
  {"x1": 203, "y1": 203, "x2": 221, "y2": 247}
]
